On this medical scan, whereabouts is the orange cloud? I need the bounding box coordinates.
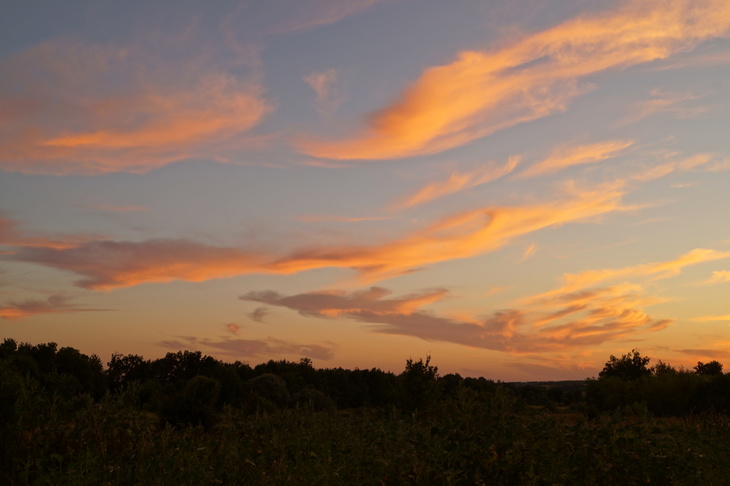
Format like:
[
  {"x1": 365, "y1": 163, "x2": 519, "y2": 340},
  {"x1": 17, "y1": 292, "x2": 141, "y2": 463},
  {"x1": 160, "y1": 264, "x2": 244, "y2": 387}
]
[
  {"x1": 517, "y1": 243, "x2": 538, "y2": 263},
  {"x1": 528, "y1": 248, "x2": 730, "y2": 302},
  {"x1": 391, "y1": 157, "x2": 519, "y2": 210},
  {"x1": 0, "y1": 295, "x2": 105, "y2": 320},
  {"x1": 620, "y1": 89, "x2": 708, "y2": 125},
  {"x1": 10, "y1": 239, "x2": 268, "y2": 290},
  {"x1": 701, "y1": 271, "x2": 730, "y2": 285},
  {"x1": 630, "y1": 153, "x2": 714, "y2": 182},
  {"x1": 299, "y1": 0, "x2": 730, "y2": 160},
  {"x1": 240, "y1": 284, "x2": 669, "y2": 354},
  {"x1": 6, "y1": 183, "x2": 628, "y2": 289},
  {"x1": 0, "y1": 41, "x2": 271, "y2": 175},
  {"x1": 273, "y1": 182, "x2": 629, "y2": 281},
  {"x1": 516, "y1": 141, "x2": 633, "y2": 178},
  {"x1": 690, "y1": 315, "x2": 730, "y2": 322},
  {"x1": 0, "y1": 215, "x2": 99, "y2": 250}
]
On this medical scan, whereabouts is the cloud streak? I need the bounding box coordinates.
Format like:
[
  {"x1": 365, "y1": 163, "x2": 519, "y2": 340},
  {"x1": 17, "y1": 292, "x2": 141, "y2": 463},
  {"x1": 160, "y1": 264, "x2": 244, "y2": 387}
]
[
  {"x1": 700, "y1": 270, "x2": 730, "y2": 285},
  {"x1": 526, "y1": 248, "x2": 730, "y2": 303},
  {"x1": 240, "y1": 247, "x2": 727, "y2": 354},
  {"x1": 4, "y1": 182, "x2": 629, "y2": 289},
  {"x1": 0, "y1": 41, "x2": 272, "y2": 175},
  {"x1": 8, "y1": 239, "x2": 267, "y2": 290},
  {"x1": 0, "y1": 215, "x2": 99, "y2": 250},
  {"x1": 239, "y1": 282, "x2": 670, "y2": 354},
  {"x1": 620, "y1": 89, "x2": 709, "y2": 125},
  {"x1": 299, "y1": 0, "x2": 730, "y2": 160},
  {"x1": 516, "y1": 141, "x2": 633, "y2": 179},
  {"x1": 391, "y1": 157, "x2": 519, "y2": 210},
  {"x1": 0, "y1": 295, "x2": 105, "y2": 320},
  {"x1": 272, "y1": 182, "x2": 629, "y2": 281}
]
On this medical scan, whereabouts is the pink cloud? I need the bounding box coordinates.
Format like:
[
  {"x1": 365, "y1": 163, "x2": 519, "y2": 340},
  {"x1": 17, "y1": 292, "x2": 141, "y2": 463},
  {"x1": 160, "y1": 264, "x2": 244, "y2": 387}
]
[
  {"x1": 0, "y1": 215, "x2": 99, "y2": 250},
  {"x1": 0, "y1": 41, "x2": 272, "y2": 175},
  {"x1": 391, "y1": 157, "x2": 519, "y2": 210},
  {"x1": 238, "y1": 285, "x2": 669, "y2": 354},
  {"x1": 299, "y1": 0, "x2": 730, "y2": 160},
  {"x1": 516, "y1": 141, "x2": 633, "y2": 179},
  {"x1": 6, "y1": 182, "x2": 629, "y2": 289},
  {"x1": 0, "y1": 294, "x2": 106, "y2": 320},
  {"x1": 10, "y1": 239, "x2": 268, "y2": 290}
]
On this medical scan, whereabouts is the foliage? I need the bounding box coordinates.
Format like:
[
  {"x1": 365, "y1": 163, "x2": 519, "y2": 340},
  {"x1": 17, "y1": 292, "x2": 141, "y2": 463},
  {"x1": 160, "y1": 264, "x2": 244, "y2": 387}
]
[
  {"x1": 6, "y1": 338, "x2": 730, "y2": 484},
  {"x1": 399, "y1": 355, "x2": 440, "y2": 412},
  {"x1": 695, "y1": 360, "x2": 724, "y2": 375},
  {"x1": 598, "y1": 349, "x2": 651, "y2": 381}
]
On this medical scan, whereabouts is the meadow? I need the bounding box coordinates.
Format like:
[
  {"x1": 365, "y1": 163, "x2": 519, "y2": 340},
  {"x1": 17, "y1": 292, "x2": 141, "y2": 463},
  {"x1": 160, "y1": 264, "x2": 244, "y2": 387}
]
[{"x1": 2, "y1": 340, "x2": 730, "y2": 485}]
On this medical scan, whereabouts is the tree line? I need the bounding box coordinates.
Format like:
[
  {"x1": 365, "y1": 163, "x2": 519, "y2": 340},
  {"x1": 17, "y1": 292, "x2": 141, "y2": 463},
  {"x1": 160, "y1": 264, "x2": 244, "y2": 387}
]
[
  {"x1": 586, "y1": 348, "x2": 730, "y2": 417},
  {"x1": 3, "y1": 339, "x2": 730, "y2": 484}
]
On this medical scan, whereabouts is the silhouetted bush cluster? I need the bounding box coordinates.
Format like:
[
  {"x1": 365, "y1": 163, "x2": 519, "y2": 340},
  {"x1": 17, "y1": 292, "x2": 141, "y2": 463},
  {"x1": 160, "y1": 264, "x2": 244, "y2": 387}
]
[{"x1": 586, "y1": 349, "x2": 730, "y2": 417}]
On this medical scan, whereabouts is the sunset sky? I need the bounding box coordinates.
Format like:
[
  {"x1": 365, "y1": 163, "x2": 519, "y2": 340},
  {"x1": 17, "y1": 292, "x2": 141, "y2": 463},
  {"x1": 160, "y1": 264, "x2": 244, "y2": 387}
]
[{"x1": 2, "y1": 0, "x2": 730, "y2": 381}]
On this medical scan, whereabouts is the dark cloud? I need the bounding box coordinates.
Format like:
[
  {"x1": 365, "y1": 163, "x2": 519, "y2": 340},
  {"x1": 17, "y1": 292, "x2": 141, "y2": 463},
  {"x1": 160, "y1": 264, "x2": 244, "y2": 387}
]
[{"x1": 247, "y1": 306, "x2": 269, "y2": 323}]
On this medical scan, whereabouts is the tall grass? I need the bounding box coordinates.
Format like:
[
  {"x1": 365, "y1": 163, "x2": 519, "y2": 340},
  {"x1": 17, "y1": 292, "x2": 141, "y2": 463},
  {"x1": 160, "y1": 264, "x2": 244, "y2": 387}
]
[{"x1": 5, "y1": 380, "x2": 730, "y2": 485}]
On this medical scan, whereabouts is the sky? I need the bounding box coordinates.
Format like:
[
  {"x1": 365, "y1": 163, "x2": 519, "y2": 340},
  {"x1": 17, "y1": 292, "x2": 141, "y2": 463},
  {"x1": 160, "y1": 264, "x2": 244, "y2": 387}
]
[{"x1": 2, "y1": 0, "x2": 730, "y2": 381}]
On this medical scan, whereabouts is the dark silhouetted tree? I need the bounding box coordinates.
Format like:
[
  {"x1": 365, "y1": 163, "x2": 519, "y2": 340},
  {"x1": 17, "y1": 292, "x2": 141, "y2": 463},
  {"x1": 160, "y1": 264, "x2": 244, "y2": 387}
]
[
  {"x1": 694, "y1": 360, "x2": 723, "y2": 375},
  {"x1": 598, "y1": 349, "x2": 651, "y2": 381},
  {"x1": 652, "y1": 360, "x2": 678, "y2": 376},
  {"x1": 399, "y1": 355, "x2": 439, "y2": 412}
]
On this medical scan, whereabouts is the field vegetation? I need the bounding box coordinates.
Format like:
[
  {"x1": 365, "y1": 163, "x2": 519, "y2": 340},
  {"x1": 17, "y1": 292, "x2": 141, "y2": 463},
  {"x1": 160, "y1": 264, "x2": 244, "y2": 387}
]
[{"x1": 2, "y1": 340, "x2": 730, "y2": 485}]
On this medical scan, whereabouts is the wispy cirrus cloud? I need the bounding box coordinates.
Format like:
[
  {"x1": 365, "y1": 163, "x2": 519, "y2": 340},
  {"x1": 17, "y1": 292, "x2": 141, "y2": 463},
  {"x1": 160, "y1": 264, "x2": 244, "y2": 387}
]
[
  {"x1": 517, "y1": 243, "x2": 538, "y2": 263},
  {"x1": 8, "y1": 239, "x2": 268, "y2": 290},
  {"x1": 0, "y1": 215, "x2": 99, "y2": 250},
  {"x1": 299, "y1": 0, "x2": 730, "y2": 160},
  {"x1": 0, "y1": 41, "x2": 272, "y2": 175},
  {"x1": 304, "y1": 68, "x2": 344, "y2": 115},
  {"x1": 689, "y1": 315, "x2": 730, "y2": 322},
  {"x1": 699, "y1": 270, "x2": 730, "y2": 285},
  {"x1": 226, "y1": 0, "x2": 393, "y2": 37},
  {"x1": 516, "y1": 141, "x2": 633, "y2": 179},
  {"x1": 525, "y1": 248, "x2": 730, "y2": 302},
  {"x1": 5, "y1": 182, "x2": 629, "y2": 289},
  {"x1": 391, "y1": 157, "x2": 519, "y2": 210},
  {"x1": 272, "y1": 182, "x2": 629, "y2": 281},
  {"x1": 619, "y1": 89, "x2": 709, "y2": 126},
  {"x1": 630, "y1": 153, "x2": 714, "y2": 182},
  {"x1": 0, "y1": 294, "x2": 106, "y2": 320}
]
